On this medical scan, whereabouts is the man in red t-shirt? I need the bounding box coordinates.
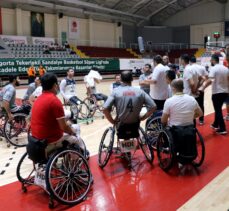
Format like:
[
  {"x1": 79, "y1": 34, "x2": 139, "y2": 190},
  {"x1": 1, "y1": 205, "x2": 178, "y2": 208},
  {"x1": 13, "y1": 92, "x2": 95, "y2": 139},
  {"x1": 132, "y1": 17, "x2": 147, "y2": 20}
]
[{"x1": 31, "y1": 73, "x2": 87, "y2": 155}]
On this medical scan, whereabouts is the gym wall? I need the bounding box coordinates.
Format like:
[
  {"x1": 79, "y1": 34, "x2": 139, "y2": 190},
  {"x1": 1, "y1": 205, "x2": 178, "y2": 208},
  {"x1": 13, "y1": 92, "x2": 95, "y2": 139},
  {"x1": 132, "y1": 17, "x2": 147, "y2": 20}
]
[{"x1": 0, "y1": 7, "x2": 121, "y2": 47}]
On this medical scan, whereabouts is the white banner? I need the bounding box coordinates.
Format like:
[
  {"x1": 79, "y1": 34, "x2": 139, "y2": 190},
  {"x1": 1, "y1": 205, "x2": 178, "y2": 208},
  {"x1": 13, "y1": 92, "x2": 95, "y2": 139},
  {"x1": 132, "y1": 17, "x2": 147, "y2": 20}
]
[
  {"x1": 32, "y1": 37, "x2": 55, "y2": 45},
  {"x1": 119, "y1": 59, "x2": 153, "y2": 70},
  {"x1": 68, "y1": 17, "x2": 80, "y2": 39},
  {"x1": 0, "y1": 35, "x2": 27, "y2": 45}
]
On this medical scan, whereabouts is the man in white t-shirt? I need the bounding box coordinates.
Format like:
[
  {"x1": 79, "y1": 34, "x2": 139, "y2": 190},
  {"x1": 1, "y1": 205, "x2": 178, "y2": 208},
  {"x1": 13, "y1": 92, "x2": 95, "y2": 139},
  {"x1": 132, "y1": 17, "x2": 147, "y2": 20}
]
[
  {"x1": 161, "y1": 79, "x2": 203, "y2": 126},
  {"x1": 145, "y1": 55, "x2": 168, "y2": 110},
  {"x1": 181, "y1": 54, "x2": 199, "y2": 98},
  {"x1": 162, "y1": 55, "x2": 171, "y2": 71},
  {"x1": 84, "y1": 68, "x2": 108, "y2": 102},
  {"x1": 199, "y1": 54, "x2": 229, "y2": 135},
  {"x1": 190, "y1": 56, "x2": 208, "y2": 125}
]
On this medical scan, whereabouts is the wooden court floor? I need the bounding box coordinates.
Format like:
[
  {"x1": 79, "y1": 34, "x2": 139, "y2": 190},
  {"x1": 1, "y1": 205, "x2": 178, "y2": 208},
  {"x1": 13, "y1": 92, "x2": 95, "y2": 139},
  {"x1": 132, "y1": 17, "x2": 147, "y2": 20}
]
[{"x1": 0, "y1": 79, "x2": 228, "y2": 211}]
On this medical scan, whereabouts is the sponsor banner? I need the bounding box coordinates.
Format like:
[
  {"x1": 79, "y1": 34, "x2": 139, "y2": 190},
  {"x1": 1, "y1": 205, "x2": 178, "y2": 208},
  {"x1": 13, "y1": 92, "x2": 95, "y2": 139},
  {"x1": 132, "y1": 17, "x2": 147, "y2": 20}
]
[
  {"x1": 0, "y1": 35, "x2": 27, "y2": 45},
  {"x1": 32, "y1": 37, "x2": 55, "y2": 45},
  {"x1": 119, "y1": 58, "x2": 153, "y2": 70},
  {"x1": 0, "y1": 58, "x2": 120, "y2": 75},
  {"x1": 69, "y1": 17, "x2": 79, "y2": 39}
]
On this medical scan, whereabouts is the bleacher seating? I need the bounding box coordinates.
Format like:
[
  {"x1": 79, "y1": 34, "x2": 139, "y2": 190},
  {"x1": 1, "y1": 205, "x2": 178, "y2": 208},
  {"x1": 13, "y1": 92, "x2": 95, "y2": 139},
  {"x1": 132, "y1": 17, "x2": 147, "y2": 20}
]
[
  {"x1": 7, "y1": 44, "x2": 79, "y2": 59},
  {"x1": 77, "y1": 46, "x2": 139, "y2": 58}
]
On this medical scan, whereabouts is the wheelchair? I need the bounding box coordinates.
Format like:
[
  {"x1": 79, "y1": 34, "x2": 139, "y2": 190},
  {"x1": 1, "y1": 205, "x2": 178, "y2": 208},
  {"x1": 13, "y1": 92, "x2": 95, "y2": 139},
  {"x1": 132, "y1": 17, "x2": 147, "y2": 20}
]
[
  {"x1": 145, "y1": 110, "x2": 163, "y2": 150},
  {"x1": 16, "y1": 136, "x2": 92, "y2": 208},
  {"x1": 63, "y1": 98, "x2": 92, "y2": 124},
  {"x1": 98, "y1": 123, "x2": 153, "y2": 168},
  {"x1": 83, "y1": 94, "x2": 105, "y2": 119},
  {"x1": 0, "y1": 104, "x2": 31, "y2": 147},
  {"x1": 156, "y1": 125, "x2": 205, "y2": 172}
]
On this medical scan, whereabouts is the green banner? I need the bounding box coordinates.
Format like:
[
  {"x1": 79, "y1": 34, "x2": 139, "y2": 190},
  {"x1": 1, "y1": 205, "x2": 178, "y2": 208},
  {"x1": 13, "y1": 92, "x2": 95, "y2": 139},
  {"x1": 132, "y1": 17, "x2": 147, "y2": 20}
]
[{"x1": 0, "y1": 58, "x2": 120, "y2": 75}]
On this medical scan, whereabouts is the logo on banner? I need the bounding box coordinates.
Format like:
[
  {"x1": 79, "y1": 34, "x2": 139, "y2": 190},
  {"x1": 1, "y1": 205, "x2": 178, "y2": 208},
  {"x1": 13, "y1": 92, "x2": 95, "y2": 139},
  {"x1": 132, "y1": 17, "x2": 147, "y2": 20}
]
[
  {"x1": 32, "y1": 37, "x2": 55, "y2": 45},
  {"x1": 0, "y1": 35, "x2": 28, "y2": 44}
]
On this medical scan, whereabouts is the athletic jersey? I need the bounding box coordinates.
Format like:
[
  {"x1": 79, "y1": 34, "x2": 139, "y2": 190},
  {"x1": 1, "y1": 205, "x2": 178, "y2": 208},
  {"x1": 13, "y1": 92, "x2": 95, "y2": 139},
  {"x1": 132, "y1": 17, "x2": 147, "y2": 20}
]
[
  {"x1": 104, "y1": 84, "x2": 156, "y2": 124},
  {"x1": 60, "y1": 78, "x2": 76, "y2": 100},
  {"x1": 183, "y1": 64, "x2": 199, "y2": 98},
  {"x1": 23, "y1": 82, "x2": 36, "y2": 100},
  {"x1": 32, "y1": 86, "x2": 43, "y2": 98},
  {"x1": 38, "y1": 67, "x2": 46, "y2": 76},
  {"x1": 0, "y1": 84, "x2": 16, "y2": 109},
  {"x1": 110, "y1": 82, "x2": 121, "y2": 93},
  {"x1": 27, "y1": 67, "x2": 36, "y2": 76},
  {"x1": 139, "y1": 72, "x2": 151, "y2": 93}
]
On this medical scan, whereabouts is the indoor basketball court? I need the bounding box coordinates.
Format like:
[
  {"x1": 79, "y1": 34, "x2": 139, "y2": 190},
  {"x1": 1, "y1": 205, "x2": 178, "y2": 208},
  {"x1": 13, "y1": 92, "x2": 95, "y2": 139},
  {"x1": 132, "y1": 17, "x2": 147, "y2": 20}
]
[{"x1": 0, "y1": 0, "x2": 229, "y2": 210}]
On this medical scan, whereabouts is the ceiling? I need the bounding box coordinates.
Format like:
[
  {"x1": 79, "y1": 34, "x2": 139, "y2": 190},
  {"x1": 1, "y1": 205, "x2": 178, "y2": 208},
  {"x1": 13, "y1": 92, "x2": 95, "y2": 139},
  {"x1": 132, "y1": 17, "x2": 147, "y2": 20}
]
[{"x1": 0, "y1": 0, "x2": 226, "y2": 25}]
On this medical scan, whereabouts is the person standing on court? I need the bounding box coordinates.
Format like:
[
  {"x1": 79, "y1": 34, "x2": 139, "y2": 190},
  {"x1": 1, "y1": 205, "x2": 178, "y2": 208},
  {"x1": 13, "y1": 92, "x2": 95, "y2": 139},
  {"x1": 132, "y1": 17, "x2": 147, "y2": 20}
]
[
  {"x1": 181, "y1": 54, "x2": 199, "y2": 98},
  {"x1": 190, "y1": 56, "x2": 208, "y2": 125},
  {"x1": 199, "y1": 54, "x2": 229, "y2": 135},
  {"x1": 146, "y1": 55, "x2": 168, "y2": 110},
  {"x1": 139, "y1": 64, "x2": 152, "y2": 95},
  {"x1": 27, "y1": 64, "x2": 36, "y2": 84},
  {"x1": 162, "y1": 55, "x2": 171, "y2": 71},
  {"x1": 38, "y1": 64, "x2": 46, "y2": 77}
]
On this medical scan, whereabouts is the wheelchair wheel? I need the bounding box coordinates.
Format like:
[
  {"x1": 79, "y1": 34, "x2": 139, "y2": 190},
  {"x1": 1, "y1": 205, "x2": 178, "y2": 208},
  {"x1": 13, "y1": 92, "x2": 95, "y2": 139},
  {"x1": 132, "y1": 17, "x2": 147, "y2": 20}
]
[
  {"x1": 157, "y1": 130, "x2": 175, "y2": 171},
  {"x1": 146, "y1": 116, "x2": 162, "y2": 150},
  {"x1": 78, "y1": 102, "x2": 90, "y2": 120},
  {"x1": 98, "y1": 127, "x2": 115, "y2": 168},
  {"x1": 192, "y1": 129, "x2": 205, "y2": 167},
  {"x1": 83, "y1": 97, "x2": 96, "y2": 118},
  {"x1": 69, "y1": 103, "x2": 79, "y2": 119},
  {"x1": 46, "y1": 149, "x2": 91, "y2": 205},
  {"x1": 16, "y1": 152, "x2": 35, "y2": 185},
  {"x1": 138, "y1": 127, "x2": 154, "y2": 163},
  {"x1": 4, "y1": 113, "x2": 29, "y2": 147}
]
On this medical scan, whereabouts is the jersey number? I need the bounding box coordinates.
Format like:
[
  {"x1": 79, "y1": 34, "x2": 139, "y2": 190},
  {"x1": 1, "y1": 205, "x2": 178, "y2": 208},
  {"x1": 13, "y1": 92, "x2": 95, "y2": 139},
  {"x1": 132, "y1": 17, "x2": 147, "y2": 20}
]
[{"x1": 127, "y1": 99, "x2": 133, "y2": 112}]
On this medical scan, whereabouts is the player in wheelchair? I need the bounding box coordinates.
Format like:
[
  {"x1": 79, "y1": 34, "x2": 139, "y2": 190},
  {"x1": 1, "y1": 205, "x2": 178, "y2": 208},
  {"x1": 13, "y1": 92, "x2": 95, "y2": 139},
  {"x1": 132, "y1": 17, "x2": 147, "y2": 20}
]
[
  {"x1": 98, "y1": 70, "x2": 157, "y2": 168},
  {"x1": 83, "y1": 68, "x2": 108, "y2": 117},
  {"x1": 60, "y1": 68, "x2": 91, "y2": 121},
  {"x1": 158, "y1": 79, "x2": 205, "y2": 171},
  {"x1": 0, "y1": 75, "x2": 31, "y2": 147},
  {"x1": 17, "y1": 73, "x2": 92, "y2": 208}
]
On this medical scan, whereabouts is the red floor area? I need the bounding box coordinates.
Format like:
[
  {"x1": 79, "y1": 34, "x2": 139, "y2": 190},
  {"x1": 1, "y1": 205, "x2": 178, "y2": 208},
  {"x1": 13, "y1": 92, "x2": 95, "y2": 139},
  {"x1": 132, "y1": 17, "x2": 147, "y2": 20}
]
[{"x1": 0, "y1": 112, "x2": 228, "y2": 211}]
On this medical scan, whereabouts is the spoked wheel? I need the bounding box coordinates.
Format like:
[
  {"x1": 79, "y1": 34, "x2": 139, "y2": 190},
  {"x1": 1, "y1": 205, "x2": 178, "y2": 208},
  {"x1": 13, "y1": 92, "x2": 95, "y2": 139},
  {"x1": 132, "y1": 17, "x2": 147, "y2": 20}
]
[
  {"x1": 46, "y1": 149, "x2": 91, "y2": 205},
  {"x1": 146, "y1": 116, "x2": 162, "y2": 150},
  {"x1": 157, "y1": 130, "x2": 175, "y2": 171},
  {"x1": 4, "y1": 113, "x2": 29, "y2": 147},
  {"x1": 98, "y1": 127, "x2": 115, "y2": 168},
  {"x1": 97, "y1": 100, "x2": 104, "y2": 113},
  {"x1": 192, "y1": 129, "x2": 205, "y2": 167},
  {"x1": 16, "y1": 152, "x2": 36, "y2": 185},
  {"x1": 138, "y1": 127, "x2": 154, "y2": 163},
  {"x1": 83, "y1": 97, "x2": 96, "y2": 118},
  {"x1": 69, "y1": 104, "x2": 79, "y2": 120},
  {"x1": 77, "y1": 103, "x2": 91, "y2": 120}
]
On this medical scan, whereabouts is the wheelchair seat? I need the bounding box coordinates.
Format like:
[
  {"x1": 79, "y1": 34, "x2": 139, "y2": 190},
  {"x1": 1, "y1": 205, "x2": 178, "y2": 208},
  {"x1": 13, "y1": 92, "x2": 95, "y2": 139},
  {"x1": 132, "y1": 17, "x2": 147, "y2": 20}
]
[
  {"x1": 117, "y1": 122, "x2": 140, "y2": 139},
  {"x1": 26, "y1": 135, "x2": 47, "y2": 164},
  {"x1": 170, "y1": 125, "x2": 197, "y2": 164}
]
